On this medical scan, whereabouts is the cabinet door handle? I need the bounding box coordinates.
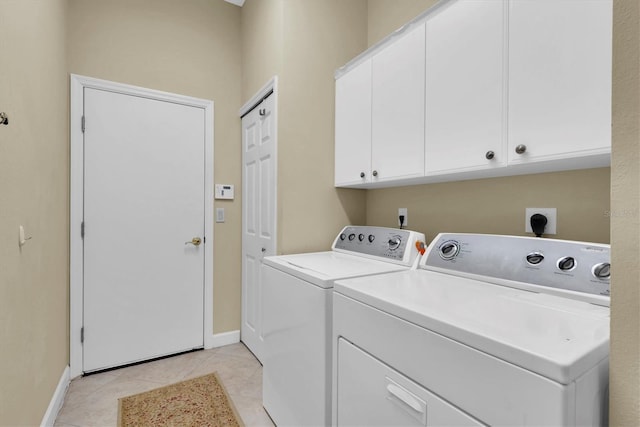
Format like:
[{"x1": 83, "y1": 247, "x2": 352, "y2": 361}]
[
  {"x1": 485, "y1": 150, "x2": 495, "y2": 160},
  {"x1": 372, "y1": 170, "x2": 378, "y2": 177},
  {"x1": 515, "y1": 144, "x2": 527, "y2": 154},
  {"x1": 360, "y1": 172, "x2": 365, "y2": 178}
]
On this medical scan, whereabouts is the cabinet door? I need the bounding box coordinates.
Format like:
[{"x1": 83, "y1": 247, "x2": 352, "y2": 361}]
[
  {"x1": 371, "y1": 22, "x2": 426, "y2": 182},
  {"x1": 425, "y1": 0, "x2": 506, "y2": 175},
  {"x1": 508, "y1": 0, "x2": 612, "y2": 164},
  {"x1": 335, "y1": 59, "x2": 372, "y2": 186}
]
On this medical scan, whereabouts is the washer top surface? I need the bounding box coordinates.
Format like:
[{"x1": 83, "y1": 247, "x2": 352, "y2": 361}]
[
  {"x1": 334, "y1": 269, "x2": 609, "y2": 385},
  {"x1": 263, "y1": 251, "x2": 410, "y2": 289}
]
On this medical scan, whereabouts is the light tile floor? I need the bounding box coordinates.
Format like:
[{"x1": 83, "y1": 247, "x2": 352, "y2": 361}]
[{"x1": 54, "y1": 343, "x2": 274, "y2": 427}]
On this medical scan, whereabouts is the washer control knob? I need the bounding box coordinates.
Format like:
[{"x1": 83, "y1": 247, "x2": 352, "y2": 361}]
[
  {"x1": 439, "y1": 240, "x2": 460, "y2": 260},
  {"x1": 358, "y1": 233, "x2": 365, "y2": 242},
  {"x1": 388, "y1": 236, "x2": 401, "y2": 251},
  {"x1": 348, "y1": 233, "x2": 356, "y2": 241},
  {"x1": 340, "y1": 233, "x2": 346, "y2": 241},
  {"x1": 526, "y1": 252, "x2": 545, "y2": 265},
  {"x1": 557, "y1": 256, "x2": 576, "y2": 272},
  {"x1": 368, "y1": 234, "x2": 375, "y2": 243},
  {"x1": 592, "y1": 262, "x2": 611, "y2": 280}
]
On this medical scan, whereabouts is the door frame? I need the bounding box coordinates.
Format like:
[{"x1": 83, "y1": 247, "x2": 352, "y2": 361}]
[{"x1": 69, "y1": 74, "x2": 214, "y2": 378}]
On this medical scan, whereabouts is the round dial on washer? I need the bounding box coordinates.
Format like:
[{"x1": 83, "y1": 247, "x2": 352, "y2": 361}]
[
  {"x1": 340, "y1": 233, "x2": 346, "y2": 241},
  {"x1": 592, "y1": 262, "x2": 610, "y2": 280},
  {"x1": 368, "y1": 234, "x2": 375, "y2": 243},
  {"x1": 358, "y1": 233, "x2": 365, "y2": 242},
  {"x1": 557, "y1": 256, "x2": 577, "y2": 272},
  {"x1": 439, "y1": 240, "x2": 460, "y2": 260},
  {"x1": 348, "y1": 233, "x2": 355, "y2": 241},
  {"x1": 526, "y1": 251, "x2": 544, "y2": 265},
  {"x1": 388, "y1": 236, "x2": 402, "y2": 251}
]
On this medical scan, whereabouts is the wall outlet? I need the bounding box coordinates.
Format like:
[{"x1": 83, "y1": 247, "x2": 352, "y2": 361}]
[
  {"x1": 398, "y1": 208, "x2": 408, "y2": 227},
  {"x1": 525, "y1": 208, "x2": 557, "y2": 235}
]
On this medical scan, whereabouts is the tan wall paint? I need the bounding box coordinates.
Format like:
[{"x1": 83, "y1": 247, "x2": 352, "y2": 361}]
[
  {"x1": 67, "y1": 0, "x2": 242, "y2": 333},
  {"x1": 242, "y1": 0, "x2": 367, "y2": 255},
  {"x1": 367, "y1": 168, "x2": 611, "y2": 244},
  {"x1": 367, "y1": 0, "x2": 437, "y2": 46},
  {"x1": 0, "y1": 0, "x2": 69, "y2": 424},
  {"x1": 610, "y1": 1, "x2": 640, "y2": 425}
]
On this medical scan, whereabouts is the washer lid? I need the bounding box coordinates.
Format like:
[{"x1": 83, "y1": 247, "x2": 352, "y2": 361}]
[
  {"x1": 263, "y1": 251, "x2": 409, "y2": 288},
  {"x1": 334, "y1": 269, "x2": 610, "y2": 384}
]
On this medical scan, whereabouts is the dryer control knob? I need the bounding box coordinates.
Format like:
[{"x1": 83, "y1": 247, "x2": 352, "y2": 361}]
[
  {"x1": 439, "y1": 240, "x2": 460, "y2": 260},
  {"x1": 526, "y1": 252, "x2": 545, "y2": 265},
  {"x1": 557, "y1": 256, "x2": 576, "y2": 272},
  {"x1": 348, "y1": 233, "x2": 356, "y2": 241},
  {"x1": 592, "y1": 262, "x2": 611, "y2": 280},
  {"x1": 368, "y1": 234, "x2": 375, "y2": 243},
  {"x1": 358, "y1": 234, "x2": 365, "y2": 242}
]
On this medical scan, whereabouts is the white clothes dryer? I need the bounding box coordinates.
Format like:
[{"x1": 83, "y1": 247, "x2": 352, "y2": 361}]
[
  {"x1": 262, "y1": 225, "x2": 425, "y2": 427},
  {"x1": 333, "y1": 233, "x2": 610, "y2": 426}
]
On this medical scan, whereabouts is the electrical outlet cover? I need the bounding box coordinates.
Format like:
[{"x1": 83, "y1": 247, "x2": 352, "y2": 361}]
[{"x1": 525, "y1": 208, "x2": 557, "y2": 235}]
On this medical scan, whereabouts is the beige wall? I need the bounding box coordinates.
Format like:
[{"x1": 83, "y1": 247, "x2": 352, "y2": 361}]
[
  {"x1": 367, "y1": 168, "x2": 611, "y2": 244},
  {"x1": 0, "y1": 0, "x2": 69, "y2": 424},
  {"x1": 67, "y1": 0, "x2": 242, "y2": 334},
  {"x1": 610, "y1": 0, "x2": 640, "y2": 425},
  {"x1": 242, "y1": 0, "x2": 367, "y2": 255}
]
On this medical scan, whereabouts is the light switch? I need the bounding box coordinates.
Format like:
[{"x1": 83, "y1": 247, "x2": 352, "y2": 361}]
[{"x1": 216, "y1": 208, "x2": 225, "y2": 223}]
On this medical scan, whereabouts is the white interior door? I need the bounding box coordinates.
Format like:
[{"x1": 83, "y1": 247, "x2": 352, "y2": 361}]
[
  {"x1": 83, "y1": 87, "x2": 206, "y2": 372},
  {"x1": 241, "y1": 93, "x2": 277, "y2": 363}
]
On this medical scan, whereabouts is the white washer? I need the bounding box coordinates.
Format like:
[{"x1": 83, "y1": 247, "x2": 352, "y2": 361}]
[
  {"x1": 262, "y1": 225, "x2": 425, "y2": 427},
  {"x1": 333, "y1": 233, "x2": 610, "y2": 426}
]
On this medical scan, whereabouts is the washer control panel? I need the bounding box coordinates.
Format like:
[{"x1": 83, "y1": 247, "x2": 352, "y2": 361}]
[
  {"x1": 423, "y1": 233, "x2": 610, "y2": 305},
  {"x1": 332, "y1": 226, "x2": 425, "y2": 265}
]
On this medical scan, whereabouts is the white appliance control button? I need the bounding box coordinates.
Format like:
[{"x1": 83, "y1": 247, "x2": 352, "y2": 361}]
[
  {"x1": 358, "y1": 234, "x2": 365, "y2": 242},
  {"x1": 557, "y1": 256, "x2": 577, "y2": 272},
  {"x1": 368, "y1": 234, "x2": 375, "y2": 243},
  {"x1": 592, "y1": 262, "x2": 611, "y2": 280},
  {"x1": 526, "y1": 252, "x2": 545, "y2": 265},
  {"x1": 439, "y1": 240, "x2": 460, "y2": 260},
  {"x1": 348, "y1": 234, "x2": 356, "y2": 241}
]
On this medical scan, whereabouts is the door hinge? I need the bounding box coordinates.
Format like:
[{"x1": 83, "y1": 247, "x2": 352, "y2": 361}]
[
  {"x1": 80, "y1": 327, "x2": 84, "y2": 343},
  {"x1": 81, "y1": 221, "x2": 85, "y2": 239},
  {"x1": 81, "y1": 116, "x2": 85, "y2": 133},
  {"x1": 203, "y1": 236, "x2": 206, "y2": 244}
]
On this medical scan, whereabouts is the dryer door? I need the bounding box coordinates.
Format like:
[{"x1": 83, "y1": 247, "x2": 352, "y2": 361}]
[{"x1": 336, "y1": 338, "x2": 485, "y2": 426}]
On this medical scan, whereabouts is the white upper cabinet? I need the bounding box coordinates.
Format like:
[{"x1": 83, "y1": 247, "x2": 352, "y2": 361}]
[
  {"x1": 335, "y1": 59, "x2": 372, "y2": 186},
  {"x1": 425, "y1": 0, "x2": 506, "y2": 175},
  {"x1": 371, "y1": 22, "x2": 426, "y2": 183},
  {"x1": 508, "y1": 0, "x2": 612, "y2": 166},
  {"x1": 334, "y1": 0, "x2": 612, "y2": 188}
]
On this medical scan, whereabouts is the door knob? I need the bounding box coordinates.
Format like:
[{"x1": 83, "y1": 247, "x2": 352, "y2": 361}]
[
  {"x1": 515, "y1": 144, "x2": 527, "y2": 154},
  {"x1": 485, "y1": 150, "x2": 495, "y2": 160},
  {"x1": 261, "y1": 248, "x2": 266, "y2": 252},
  {"x1": 185, "y1": 237, "x2": 202, "y2": 246}
]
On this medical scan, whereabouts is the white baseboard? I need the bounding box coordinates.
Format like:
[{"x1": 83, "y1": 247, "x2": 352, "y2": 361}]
[
  {"x1": 206, "y1": 330, "x2": 240, "y2": 349},
  {"x1": 41, "y1": 365, "x2": 70, "y2": 427}
]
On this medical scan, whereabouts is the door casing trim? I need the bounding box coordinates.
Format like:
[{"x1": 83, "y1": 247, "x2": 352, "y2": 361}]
[{"x1": 69, "y1": 74, "x2": 215, "y2": 378}]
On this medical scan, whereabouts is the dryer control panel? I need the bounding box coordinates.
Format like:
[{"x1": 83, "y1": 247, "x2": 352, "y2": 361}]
[
  {"x1": 333, "y1": 226, "x2": 425, "y2": 266},
  {"x1": 422, "y1": 233, "x2": 611, "y2": 306}
]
